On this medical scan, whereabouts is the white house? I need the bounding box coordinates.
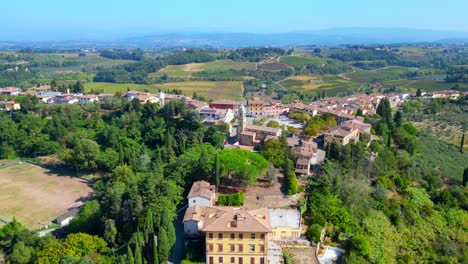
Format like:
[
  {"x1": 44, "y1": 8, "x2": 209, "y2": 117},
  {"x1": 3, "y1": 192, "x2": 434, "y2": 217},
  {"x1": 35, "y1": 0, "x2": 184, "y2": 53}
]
[
  {"x1": 55, "y1": 208, "x2": 80, "y2": 226},
  {"x1": 187, "y1": 180, "x2": 216, "y2": 207},
  {"x1": 78, "y1": 94, "x2": 99, "y2": 104}
]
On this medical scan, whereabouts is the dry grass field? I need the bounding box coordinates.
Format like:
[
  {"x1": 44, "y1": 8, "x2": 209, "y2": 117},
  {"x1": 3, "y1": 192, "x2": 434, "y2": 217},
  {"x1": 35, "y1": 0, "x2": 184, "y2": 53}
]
[{"x1": 0, "y1": 161, "x2": 92, "y2": 230}]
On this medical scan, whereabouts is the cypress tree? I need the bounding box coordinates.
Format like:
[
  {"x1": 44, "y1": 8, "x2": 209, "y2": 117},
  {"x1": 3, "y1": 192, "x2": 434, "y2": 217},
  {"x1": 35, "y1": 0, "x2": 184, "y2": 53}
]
[
  {"x1": 460, "y1": 133, "x2": 464, "y2": 153},
  {"x1": 161, "y1": 209, "x2": 176, "y2": 248},
  {"x1": 127, "y1": 245, "x2": 135, "y2": 264},
  {"x1": 153, "y1": 235, "x2": 159, "y2": 264},
  {"x1": 158, "y1": 228, "x2": 170, "y2": 262},
  {"x1": 214, "y1": 151, "x2": 220, "y2": 188},
  {"x1": 463, "y1": 168, "x2": 468, "y2": 187}
]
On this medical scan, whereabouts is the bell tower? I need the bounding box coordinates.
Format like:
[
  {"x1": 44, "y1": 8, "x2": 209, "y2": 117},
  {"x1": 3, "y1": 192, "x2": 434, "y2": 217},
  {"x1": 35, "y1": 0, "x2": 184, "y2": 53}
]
[{"x1": 238, "y1": 105, "x2": 246, "y2": 136}]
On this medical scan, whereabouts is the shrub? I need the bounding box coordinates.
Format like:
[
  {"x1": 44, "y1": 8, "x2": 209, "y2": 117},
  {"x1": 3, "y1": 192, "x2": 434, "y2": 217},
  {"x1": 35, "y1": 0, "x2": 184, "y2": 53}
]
[{"x1": 217, "y1": 192, "x2": 244, "y2": 206}]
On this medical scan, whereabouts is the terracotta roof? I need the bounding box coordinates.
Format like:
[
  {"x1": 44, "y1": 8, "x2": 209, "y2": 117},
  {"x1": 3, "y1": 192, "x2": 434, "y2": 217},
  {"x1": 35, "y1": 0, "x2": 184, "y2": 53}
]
[
  {"x1": 241, "y1": 131, "x2": 257, "y2": 137},
  {"x1": 245, "y1": 124, "x2": 281, "y2": 134},
  {"x1": 187, "y1": 180, "x2": 216, "y2": 199},
  {"x1": 199, "y1": 207, "x2": 271, "y2": 233},
  {"x1": 210, "y1": 99, "x2": 241, "y2": 105}
]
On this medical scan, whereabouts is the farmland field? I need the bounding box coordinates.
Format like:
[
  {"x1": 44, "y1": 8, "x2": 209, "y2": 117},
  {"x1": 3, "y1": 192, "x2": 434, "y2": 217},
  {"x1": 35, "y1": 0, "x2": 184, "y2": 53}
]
[
  {"x1": 149, "y1": 59, "x2": 257, "y2": 78},
  {"x1": 346, "y1": 66, "x2": 417, "y2": 83},
  {"x1": 279, "y1": 56, "x2": 326, "y2": 68},
  {"x1": 86, "y1": 81, "x2": 243, "y2": 100},
  {"x1": 261, "y1": 62, "x2": 291, "y2": 71},
  {"x1": 279, "y1": 75, "x2": 360, "y2": 96},
  {"x1": 0, "y1": 161, "x2": 92, "y2": 230}
]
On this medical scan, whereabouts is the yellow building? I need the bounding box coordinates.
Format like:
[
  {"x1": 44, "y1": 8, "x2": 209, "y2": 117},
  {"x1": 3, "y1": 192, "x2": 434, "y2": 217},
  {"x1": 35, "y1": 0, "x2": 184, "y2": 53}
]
[
  {"x1": 184, "y1": 206, "x2": 271, "y2": 264},
  {"x1": 0, "y1": 101, "x2": 21, "y2": 111},
  {"x1": 247, "y1": 100, "x2": 265, "y2": 116},
  {"x1": 269, "y1": 208, "x2": 301, "y2": 240}
]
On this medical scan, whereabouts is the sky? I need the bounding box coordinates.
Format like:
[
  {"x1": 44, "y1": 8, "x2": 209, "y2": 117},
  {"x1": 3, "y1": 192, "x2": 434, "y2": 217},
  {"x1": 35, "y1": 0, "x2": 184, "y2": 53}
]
[{"x1": 1, "y1": 0, "x2": 468, "y2": 40}]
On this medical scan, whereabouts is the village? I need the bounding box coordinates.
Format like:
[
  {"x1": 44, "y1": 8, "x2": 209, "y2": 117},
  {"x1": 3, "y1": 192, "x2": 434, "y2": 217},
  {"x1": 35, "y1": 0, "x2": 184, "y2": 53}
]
[{"x1": 0, "y1": 84, "x2": 464, "y2": 264}]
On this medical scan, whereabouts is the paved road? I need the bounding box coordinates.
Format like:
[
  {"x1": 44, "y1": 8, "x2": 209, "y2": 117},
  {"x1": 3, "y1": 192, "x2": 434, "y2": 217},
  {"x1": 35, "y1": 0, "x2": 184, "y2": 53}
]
[{"x1": 168, "y1": 205, "x2": 188, "y2": 264}]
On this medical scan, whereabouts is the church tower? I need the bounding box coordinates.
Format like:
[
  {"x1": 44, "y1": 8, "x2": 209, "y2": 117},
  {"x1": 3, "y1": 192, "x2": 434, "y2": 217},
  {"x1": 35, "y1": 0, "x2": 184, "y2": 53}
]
[{"x1": 238, "y1": 104, "x2": 246, "y2": 136}]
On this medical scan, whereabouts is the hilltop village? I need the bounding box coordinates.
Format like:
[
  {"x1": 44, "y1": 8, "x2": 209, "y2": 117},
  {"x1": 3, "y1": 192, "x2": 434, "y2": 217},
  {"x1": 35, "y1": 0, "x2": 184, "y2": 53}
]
[{"x1": 0, "y1": 82, "x2": 466, "y2": 264}]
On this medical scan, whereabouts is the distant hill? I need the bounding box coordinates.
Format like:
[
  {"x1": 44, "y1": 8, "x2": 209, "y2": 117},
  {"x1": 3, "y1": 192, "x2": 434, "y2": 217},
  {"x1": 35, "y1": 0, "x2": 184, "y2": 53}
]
[{"x1": 1, "y1": 28, "x2": 468, "y2": 49}]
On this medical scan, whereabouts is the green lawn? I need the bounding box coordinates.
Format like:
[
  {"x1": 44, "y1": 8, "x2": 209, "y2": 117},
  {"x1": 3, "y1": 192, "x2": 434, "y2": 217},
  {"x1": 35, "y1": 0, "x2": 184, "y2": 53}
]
[{"x1": 85, "y1": 81, "x2": 243, "y2": 100}]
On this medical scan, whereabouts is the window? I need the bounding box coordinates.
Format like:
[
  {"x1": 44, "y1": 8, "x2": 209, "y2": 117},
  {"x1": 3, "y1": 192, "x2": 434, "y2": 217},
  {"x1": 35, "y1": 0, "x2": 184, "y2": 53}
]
[
  {"x1": 260, "y1": 234, "x2": 265, "y2": 240},
  {"x1": 260, "y1": 245, "x2": 265, "y2": 252},
  {"x1": 250, "y1": 257, "x2": 255, "y2": 264},
  {"x1": 208, "y1": 233, "x2": 213, "y2": 239},
  {"x1": 231, "y1": 257, "x2": 235, "y2": 263},
  {"x1": 218, "y1": 244, "x2": 223, "y2": 252},
  {"x1": 219, "y1": 257, "x2": 223, "y2": 263},
  {"x1": 250, "y1": 233, "x2": 255, "y2": 239},
  {"x1": 250, "y1": 244, "x2": 255, "y2": 253},
  {"x1": 230, "y1": 233, "x2": 235, "y2": 239},
  {"x1": 208, "y1": 244, "x2": 213, "y2": 252},
  {"x1": 218, "y1": 233, "x2": 223, "y2": 239},
  {"x1": 238, "y1": 244, "x2": 243, "y2": 252},
  {"x1": 239, "y1": 233, "x2": 243, "y2": 240},
  {"x1": 239, "y1": 257, "x2": 243, "y2": 264},
  {"x1": 209, "y1": 257, "x2": 213, "y2": 264},
  {"x1": 260, "y1": 257, "x2": 265, "y2": 264},
  {"x1": 230, "y1": 244, "x2": 235, "y2": 252}
]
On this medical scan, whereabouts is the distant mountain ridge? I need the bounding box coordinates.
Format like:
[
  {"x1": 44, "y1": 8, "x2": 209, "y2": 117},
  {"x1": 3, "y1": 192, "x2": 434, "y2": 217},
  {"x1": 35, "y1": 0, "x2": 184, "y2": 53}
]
[{"x1": 1, "y1": 28, "x2": 468, "y2": 49}]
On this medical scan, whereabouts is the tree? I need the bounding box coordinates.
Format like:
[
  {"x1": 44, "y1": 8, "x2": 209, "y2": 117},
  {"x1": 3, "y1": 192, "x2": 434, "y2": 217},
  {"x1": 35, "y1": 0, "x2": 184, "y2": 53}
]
[
  {"x1": 127, "y1": 244, "x2": 135, "y2": 264},
  {"x1": 460, "y1": 133, "x2": 464, "y2": 153},
  {"x1": 416, "y1": 88, "x2": 422, "y2": 97},
  {"x1": 393, "y1": 110, "x2": 403, "y2": 128},
  {"x1": 103, "y1": 219, "x2": 117, "y2": 245},
  {"x1": 10, "y1": 241, "x2": 32, "y2": 264},
  {"x1": 306, "y1": 224, "x2": 322, "y2": 243},
  {"x1": 266, "y1": 163, "x2": 277, "y2": 186},
  {"x1": 356, "y1": 108, "x2": 363, "y2": 117},
  {"x1": 158, "y1": 228, "x2": 170, "y2": 262},
  {"x1": 463, "y1": 168, "x2": 468, "y2": 187},
  {"x1": 61, "y1": 139, "x2": 101, "y2": 172},
  {"x1": 266, "y1": 120, "x2": 281, "y2": 128},
  {"x1": 213, "y1": 151, "x2": 220, "y2": 188}
]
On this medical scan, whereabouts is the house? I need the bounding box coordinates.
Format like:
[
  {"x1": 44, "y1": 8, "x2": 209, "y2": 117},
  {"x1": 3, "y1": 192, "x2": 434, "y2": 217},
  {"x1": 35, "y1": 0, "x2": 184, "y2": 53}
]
[
  {"x1": 269, "y1": 208, "x2": 301, "y2": 240},
  {"x1": 263, "y1": 102, "x2": 289, "y2": 116},
  {"x1": 183, "y1": 206, "x2": 271, "y2": 264},
  {"x1": 0, "y1": 101, "x2": 21, "y2": 111},
  {"x1": 289, "y1": 103, "x2": 318, "y2": 117},
  {"x1": 286, "y1": 136, "x2": 325, "y2": 175},
  {"x1": 188, "y1": 180, "x2": 217, "y2": 207},
  {"x1": 0, "y1": 87, "x2": 21, "y2": 96},
  {"x1": 186, "y1": 99, "x2": 208, "y2": 110},
  {"x1": 209, "y1": 99, "x2": 241, "y2": 110},
  {"x1": 248, "y1": 100, "x2": 265, "y2": 116},
  {"x1": 240, "y1": 125, "x2": 282, "y2": 146},
  {"x1": 55, "y1": 208, "x2": 80, "y2": 226},
  {"x1": 199, "y1": 107, "x2": 235, "y2": 124},
  {"x1": 324, "y1": 118, "x2": 371, "y2": 147},
  {"x1": 125, "y1": 91, "x2": 150, "y2": 100},
  {"x1": 136, "y1": 94, "x2": 160, "y2": 104},
  {"x1": 78, "y1": 94, "x2": 99, "y2": 104},
  {"x1": 52, "y1": 95, "x2": 78, "y2": 104}
]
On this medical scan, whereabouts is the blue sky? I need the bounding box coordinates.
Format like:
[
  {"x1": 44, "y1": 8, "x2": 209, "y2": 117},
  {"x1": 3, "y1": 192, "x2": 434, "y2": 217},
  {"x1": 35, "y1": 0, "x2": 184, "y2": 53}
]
[{"x1": 1, "y1": 0, "x2": 467, "y2": 40}]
